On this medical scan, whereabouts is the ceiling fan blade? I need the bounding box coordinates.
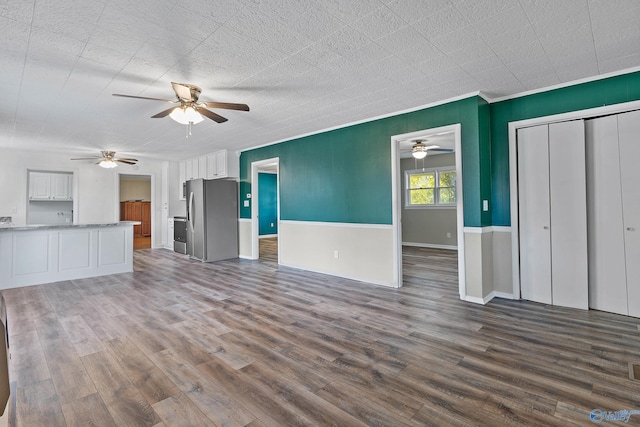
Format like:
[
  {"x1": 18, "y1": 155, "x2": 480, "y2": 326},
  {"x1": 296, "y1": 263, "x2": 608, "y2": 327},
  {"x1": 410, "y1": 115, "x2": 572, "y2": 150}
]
[
  {"x1": 116, "y1": 157, "x2": 138, "y2": 162},
  {"x1": 171, "y1": 82, "x2": 193, "y2": 101},
  {"x1": 112, "y1": 94, "x2": 177, "y2": 103},
  {"x1": 201, "y1": 101, "x2": 250, "y2": 111},
  {"x1": 151, "y1": 107, "x2": 177, "y2": 118},
  {"x1": 116, "y1": 159, "x2": 137, "y2": 165},
  {"x1": 198, "y1": 108, "x2": 228, "y2": 123},
  {"x1": 71, "y1": 157, "x2": 102, "y2": 160},
  {"x1": 428, "y1": 148, "x2": 454, "y2": 152}
]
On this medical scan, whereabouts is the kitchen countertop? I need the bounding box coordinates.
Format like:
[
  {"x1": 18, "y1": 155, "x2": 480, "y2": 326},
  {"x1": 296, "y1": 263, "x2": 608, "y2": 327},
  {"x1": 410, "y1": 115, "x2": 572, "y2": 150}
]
[{"x1": 0, "y1": 221, "x2": 141, "y2": 232}]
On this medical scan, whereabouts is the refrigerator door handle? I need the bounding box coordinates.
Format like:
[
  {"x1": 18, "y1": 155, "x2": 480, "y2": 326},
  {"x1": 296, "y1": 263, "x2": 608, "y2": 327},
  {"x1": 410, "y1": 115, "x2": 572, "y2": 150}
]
[{"x1": 188, "y1": 191, "x2": 195, "y2": 232}]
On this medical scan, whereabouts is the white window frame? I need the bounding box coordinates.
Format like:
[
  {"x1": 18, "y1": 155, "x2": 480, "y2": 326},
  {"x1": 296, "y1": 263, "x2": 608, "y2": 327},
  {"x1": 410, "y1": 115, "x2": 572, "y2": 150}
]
[{"x1": 404, "y1": 166, "x2": 456, "y2": 209}]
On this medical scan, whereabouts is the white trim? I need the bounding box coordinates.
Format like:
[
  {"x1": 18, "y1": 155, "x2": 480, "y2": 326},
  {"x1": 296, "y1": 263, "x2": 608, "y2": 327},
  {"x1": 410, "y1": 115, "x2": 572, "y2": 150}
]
[
  {"x1": 278, "y1": 262, "x2": 394, "y2": 288},
  {"x1": 463, "y1": 226, "x2": 492, "y2": 234},
  {"x1": 402, "y1": 242, "x2": 457, "y2": 251},
  {"x1": 466, "y1": 290, "x2": 515, "y2": 305},
  {"x1": 463, "y1": 226, "x2": 511, "y2": 234},
  {"x1": 508, "y1": 99, "x2": 640, "y2": 302},
  {"x1": 490, "y1": 66, "x2": 640, "y2": 103},
  {"x1": 391, "y1": 123, "x2": 464, "y2": 296},
  {"x1": 241, "y1": 93, "x2": 480, "y2": 153},
  {"x1": 259, "y1": 234, "x2": 277, "y2": 239},
  {"x1": 250, "y1": 158, "x2": 280, "y2": 261},
  {"x1": 239, "y1": 218, "x2": 251, "y2": 223},
  {"x1": 279, "y1": 220, "x2": 393, "y2": 230}
]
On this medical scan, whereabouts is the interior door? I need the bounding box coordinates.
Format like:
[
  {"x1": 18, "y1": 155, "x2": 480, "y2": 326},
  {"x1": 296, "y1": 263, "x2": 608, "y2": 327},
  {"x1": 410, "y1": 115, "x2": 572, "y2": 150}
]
[
  {"x1": 517, "y1": 125, "x2": 552, "y2": 305},
  {"x1": 548, "y1": 120, "x2": 588, "y2": 310},
  {"x1": 618, "y1": 110, "x2": 640, "y2": 318},
  {"x1": 585, "y1": 116, "x2": 628, "y2": 315}
]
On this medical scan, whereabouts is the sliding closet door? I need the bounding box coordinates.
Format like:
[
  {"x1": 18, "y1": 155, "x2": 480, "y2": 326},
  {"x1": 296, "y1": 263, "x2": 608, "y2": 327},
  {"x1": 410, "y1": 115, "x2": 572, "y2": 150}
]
[
  {"x1": 585, "y1": 116, "x2": 628, "y2": 315},
  {"x1": 518, "y1": 125, "x2": 552, "y2": 305},
  {"x1": 548, "y1": 121, "x2": 588, "y2": 310},
  {"x1": 618, "y1": 110, "x2": 640, "y2": 318}
]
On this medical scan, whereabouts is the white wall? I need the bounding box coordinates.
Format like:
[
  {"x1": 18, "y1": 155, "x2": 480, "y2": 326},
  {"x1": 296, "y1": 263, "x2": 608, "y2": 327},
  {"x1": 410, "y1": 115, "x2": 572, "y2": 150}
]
[
  {"x1": 120, "y1": 179, "x2": 151, "y2": 202},
  {"x1": 0, "y1": 148, "x2": 167, "y2": 247}
]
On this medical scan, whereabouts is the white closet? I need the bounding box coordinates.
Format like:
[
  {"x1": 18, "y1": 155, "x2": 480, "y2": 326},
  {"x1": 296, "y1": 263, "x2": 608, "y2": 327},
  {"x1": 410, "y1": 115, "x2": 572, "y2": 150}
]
[
  {"x1": 517, "y1": 120, "x2": 588, "y2": 310},
  {"x1": 586, "y1": 110, "x2": 640, "y2": 317}
]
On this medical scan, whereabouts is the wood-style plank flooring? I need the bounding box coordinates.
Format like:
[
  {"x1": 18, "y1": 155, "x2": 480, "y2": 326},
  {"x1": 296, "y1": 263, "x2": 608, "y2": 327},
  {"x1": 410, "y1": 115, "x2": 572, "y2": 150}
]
[{"x1": 3, "y1": 239, "x2": 640, "y2": 426}]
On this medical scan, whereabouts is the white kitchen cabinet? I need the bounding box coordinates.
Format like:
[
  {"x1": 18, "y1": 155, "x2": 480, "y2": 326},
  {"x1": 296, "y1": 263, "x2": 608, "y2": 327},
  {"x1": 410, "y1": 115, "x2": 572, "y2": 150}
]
[
  {"x1": 185, "y1": 158, "x2": 199, "y2": 181},
  {"x1": 206, "y1": 150, "x2": 239, "y2": 179},
  {"x1": 29, "y1": 172, "x2": 73, "y2": 201},
  {"x1": 29, "y1": 173, "x2": 51, "y2": 200},
  {"x1": 517, "y1": 121, "x2": 588, "y2": 310},
  {"x1": 198, "y1": 156, "x2": 207, "y2": 179}
]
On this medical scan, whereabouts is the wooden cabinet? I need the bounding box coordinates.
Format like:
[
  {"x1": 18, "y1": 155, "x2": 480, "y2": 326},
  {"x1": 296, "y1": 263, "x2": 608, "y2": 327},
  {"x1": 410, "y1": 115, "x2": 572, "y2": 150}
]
[
  {"x1": 120, "y1": 201, "x2": 151, "y2": 237},
  {"x1": 29, "y1": 172, "x2": 73, "y2": 201},
  {"x1": 141, "y1": 202, "x2": 151, "y2": 237}
]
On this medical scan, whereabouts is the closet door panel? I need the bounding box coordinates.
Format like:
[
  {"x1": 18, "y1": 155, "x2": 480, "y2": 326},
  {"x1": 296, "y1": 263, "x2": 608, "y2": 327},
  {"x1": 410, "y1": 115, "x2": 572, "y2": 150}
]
[
  {"x1": 618, "y1": 110, "x2": 640, "y2": 318},
  {"x1": 548, "y1": 120, "x2": 588, "y2": 310},
  {"x1": 585, "y1": 116, "x2": 628, "y2": 315},
  {"x1": 517, "y1": 125, "x2": 552, "y2": 305}
]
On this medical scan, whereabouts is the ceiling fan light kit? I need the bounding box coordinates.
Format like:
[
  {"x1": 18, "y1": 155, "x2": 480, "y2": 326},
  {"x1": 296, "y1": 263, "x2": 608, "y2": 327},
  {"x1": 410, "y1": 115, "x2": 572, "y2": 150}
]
[
  {"x1": 98, "y1": 159, "x2": 118, "y2": 168},
  {"x1": 112, "y1": 82, "x2": 249, "y2": 137},
  {"x1": 411, "y1": 141, "x2": 430, "y2": 159},
  {"x1": 71, "y1": 151, "x2": 138, "y2": 169},
  {"x1": 169, "y1": 106, "x2": 204, "y2": 125}
]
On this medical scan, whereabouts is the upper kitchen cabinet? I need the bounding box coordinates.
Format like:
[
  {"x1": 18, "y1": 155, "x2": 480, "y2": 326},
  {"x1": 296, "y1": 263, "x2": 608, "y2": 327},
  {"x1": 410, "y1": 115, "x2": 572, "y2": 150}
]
[
  {"x1": 179, "y1": 150, "x2": 239, "y2": 199},
  {"x1": 29, "y1": 172, "x2": 73, "y2": 201}
]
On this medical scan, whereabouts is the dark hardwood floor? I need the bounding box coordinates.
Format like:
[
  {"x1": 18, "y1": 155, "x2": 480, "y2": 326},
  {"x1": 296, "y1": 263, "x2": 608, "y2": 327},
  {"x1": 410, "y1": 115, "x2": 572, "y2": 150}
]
[{"x1": 3, "y1": 242, "x2": 640, "y2": 426}]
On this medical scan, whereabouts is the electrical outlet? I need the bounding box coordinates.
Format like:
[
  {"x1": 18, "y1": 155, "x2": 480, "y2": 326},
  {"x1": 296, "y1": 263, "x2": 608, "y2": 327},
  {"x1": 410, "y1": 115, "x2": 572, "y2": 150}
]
[
  {"x1": 334, "y1": 250, "x2": 339, "y2": 259},
  {"x1": 270, "y1": 222, "x2": 274, "y2": 227},
  {"x1": 243, "y1": 200, "x2": 250, "y2": 207},
  {"x1": 447, "y1": 232, "x2": 451, "y2": 238}
]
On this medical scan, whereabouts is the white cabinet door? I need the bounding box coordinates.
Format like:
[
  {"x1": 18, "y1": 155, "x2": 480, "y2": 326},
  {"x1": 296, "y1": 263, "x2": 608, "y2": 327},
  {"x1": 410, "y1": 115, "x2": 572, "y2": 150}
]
[
  {"x1": 548, "y1": 120, "x2": 588, "y2": 310},
  {"x1": 51, "y1": 174, "x2": 71, "y2": 200},
  {"x1": 179, "y1": 161, "x2": 186, "y2": 200},
  {"x1": 517, "y1": 125, "x2": 552, "y2": 305},
  {"x1": 198, "y1": 156, "x2": 207, "y2": 179},
  {"x1": 185, "y1": 159, "x2": 193, "y2": 181},
  {"x1": 618, "y1": 110, "x2": 640, "y2": 318},
  {"x1": 586, "y1": 116, "x2": 628, "y2": 315},
  {"x1": 29, "y1": 172, "x2": 51, "y2": 200},
  {"x1": 205, "y1": 150, "x2": 228, "y2": 179},
  {"x1": 190, "y1": 158, "x2": 199, "y2": 179}
]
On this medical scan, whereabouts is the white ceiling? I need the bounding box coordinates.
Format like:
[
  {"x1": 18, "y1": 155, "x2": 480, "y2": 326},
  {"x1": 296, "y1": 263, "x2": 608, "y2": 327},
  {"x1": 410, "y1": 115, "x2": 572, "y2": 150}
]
[{"x1": 1, "y1": 0, "x2": 639, "y2": 162}]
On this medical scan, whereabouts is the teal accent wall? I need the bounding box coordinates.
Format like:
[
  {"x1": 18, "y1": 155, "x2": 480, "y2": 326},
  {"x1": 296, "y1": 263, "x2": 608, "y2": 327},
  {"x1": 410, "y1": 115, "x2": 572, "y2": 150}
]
[
  {"x1": 490, "y1": 71, "x2": 640, "y2": 225},
  {"x1": 240, "y1": 95, "x2": 491, "y2": 227},
  {"x1": 258, "y1": 172, "x2": 277, "y2": 235}
]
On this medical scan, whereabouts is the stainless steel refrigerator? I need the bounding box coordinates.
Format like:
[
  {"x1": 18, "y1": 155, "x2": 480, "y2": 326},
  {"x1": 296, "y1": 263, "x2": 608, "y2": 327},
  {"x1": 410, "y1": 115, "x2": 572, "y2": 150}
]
[{"x1": 186, "y1": 178, "x2": 238, "y2": 262}]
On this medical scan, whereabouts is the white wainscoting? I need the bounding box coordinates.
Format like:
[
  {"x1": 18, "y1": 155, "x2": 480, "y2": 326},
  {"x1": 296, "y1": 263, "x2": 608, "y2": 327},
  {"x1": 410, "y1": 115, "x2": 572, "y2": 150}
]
[
  {"x1": 279, "y1": 220, "x2": 396, "y2": 287},
  {"x1": 0, "y1": 224, "x2": 134, "y2": 290}
]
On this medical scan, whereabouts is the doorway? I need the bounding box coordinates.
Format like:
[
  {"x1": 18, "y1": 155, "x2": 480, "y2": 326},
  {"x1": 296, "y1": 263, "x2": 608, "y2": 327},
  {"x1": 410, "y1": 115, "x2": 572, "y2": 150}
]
[
  {"x1": 250, "y1": 158, "x2": 280, "y2": 261},
  {"x1": 119, "y1": 174, "x2": 152, "y2": 250},
  {"x1": 391, "y1": 124, "x2": 465, "y2": 295}
]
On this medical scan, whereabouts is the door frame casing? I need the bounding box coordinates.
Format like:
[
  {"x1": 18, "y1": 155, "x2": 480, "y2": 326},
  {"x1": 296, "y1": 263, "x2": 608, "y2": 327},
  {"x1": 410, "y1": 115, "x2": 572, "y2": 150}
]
[
  {"x1": 390, "y1": 123, "x2": 464, "y2": 294},
  {"x1": 250, "y1": 157, "x2": 280, "y2": 261}
]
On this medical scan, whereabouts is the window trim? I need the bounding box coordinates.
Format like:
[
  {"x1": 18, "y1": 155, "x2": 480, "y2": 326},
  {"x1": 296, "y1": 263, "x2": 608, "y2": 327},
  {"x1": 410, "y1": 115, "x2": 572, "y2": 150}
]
[{"x1": 404, "y1": 166, "x2": 457, "y2": 209}]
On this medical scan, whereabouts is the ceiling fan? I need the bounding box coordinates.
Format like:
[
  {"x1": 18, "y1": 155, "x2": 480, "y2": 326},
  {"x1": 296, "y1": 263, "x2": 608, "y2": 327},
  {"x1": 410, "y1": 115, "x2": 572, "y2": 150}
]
[
  {"x1": 112, "y1": 82, "x2": 250, "y2": 129},
  {"x1": 411, "y1": 139, "x2": 453, "y2": 159},
  {"x1": 71, "y1": 151, "x2": 138, "y2": 169}
]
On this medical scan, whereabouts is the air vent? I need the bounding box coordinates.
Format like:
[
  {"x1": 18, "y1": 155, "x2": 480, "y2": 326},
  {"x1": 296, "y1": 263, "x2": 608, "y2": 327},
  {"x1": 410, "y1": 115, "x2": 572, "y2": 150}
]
[{"x1": 629, "y1": 363, "x2": 640, "y2": 381}]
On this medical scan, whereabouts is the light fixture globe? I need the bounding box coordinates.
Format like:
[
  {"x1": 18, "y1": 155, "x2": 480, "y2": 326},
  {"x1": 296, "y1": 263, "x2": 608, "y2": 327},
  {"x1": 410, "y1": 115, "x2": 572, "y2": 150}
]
[
  {"x1": 169, "y1": 106, "x2": 204, "y2": 125},
  {"x1": 411, "y1": 142, "x2": 428, "y2": 159},
  {"x1": 98, "y1": 159, "x2": 118, "y2": 168}
]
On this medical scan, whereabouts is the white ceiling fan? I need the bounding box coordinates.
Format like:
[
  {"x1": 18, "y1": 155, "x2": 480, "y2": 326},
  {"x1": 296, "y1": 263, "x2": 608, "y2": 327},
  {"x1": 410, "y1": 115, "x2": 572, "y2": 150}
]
[{"x1": 71, "y1": 151, "x2": 138, "y2": 168}]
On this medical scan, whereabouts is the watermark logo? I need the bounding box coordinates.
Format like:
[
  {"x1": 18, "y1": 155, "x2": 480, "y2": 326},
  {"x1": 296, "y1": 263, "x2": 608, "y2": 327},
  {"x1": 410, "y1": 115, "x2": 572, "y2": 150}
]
[{"x1": 590, "y1": 408, "x2": 640, "y2": 423}]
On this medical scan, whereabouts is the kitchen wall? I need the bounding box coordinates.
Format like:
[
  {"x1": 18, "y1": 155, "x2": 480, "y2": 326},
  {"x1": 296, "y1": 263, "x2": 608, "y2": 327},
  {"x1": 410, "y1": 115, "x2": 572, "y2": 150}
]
[
  {"x1": 120, "y1": 178, "x2": 151, "y2": 202},
  {"x1": 28, "y1": 201, "x2": 73, "y2": 225},
  {"x1": 0, "y1": 148, "x2": 169, "y2": 247},
  {"x1": 401, "y1": 153, "x2": 457, "y2": 248}
]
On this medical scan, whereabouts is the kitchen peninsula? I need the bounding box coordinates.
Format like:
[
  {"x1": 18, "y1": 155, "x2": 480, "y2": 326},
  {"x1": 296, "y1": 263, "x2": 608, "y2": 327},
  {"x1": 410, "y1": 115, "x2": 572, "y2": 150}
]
[{"x1": 0, "y1": 222, "x2": 136, "y2": 289}]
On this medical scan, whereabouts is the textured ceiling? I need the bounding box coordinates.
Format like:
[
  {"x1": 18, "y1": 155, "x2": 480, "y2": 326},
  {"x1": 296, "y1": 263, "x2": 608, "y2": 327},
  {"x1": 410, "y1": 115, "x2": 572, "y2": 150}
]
[{"x1": 1, "y1": 0, "x2": 639, "y2": 161}]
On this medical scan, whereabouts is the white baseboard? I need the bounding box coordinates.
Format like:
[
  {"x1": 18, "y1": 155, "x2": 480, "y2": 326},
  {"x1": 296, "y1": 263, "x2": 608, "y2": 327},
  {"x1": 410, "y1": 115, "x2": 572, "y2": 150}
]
[
  {"x1": 403, "y1": 242, "x2": 458, "y2": 250},
  {"x1": 464, "y1": 291, "x2": 516, "y2": 305}
]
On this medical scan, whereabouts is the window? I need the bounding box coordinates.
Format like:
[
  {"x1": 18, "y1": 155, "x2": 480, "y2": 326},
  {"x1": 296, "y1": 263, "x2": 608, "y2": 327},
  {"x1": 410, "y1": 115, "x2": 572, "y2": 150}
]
[{"x1": 405, "y1": 167, "x2": 456, "y2": 207}]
